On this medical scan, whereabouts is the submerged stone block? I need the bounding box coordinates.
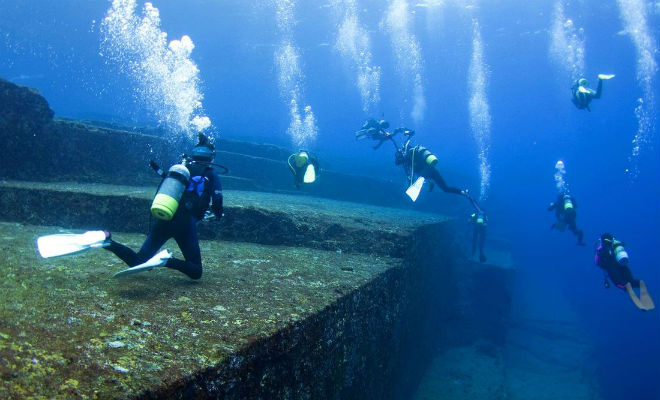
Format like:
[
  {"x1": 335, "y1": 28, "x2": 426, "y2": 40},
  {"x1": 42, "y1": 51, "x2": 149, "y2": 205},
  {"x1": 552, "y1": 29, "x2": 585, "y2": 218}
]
[
  {"x1": 0, "y1": 217, "x2": 460, "y2": 398},
  {"x1": 0, "y1": 181, "x2": 442, "y2": 258}
]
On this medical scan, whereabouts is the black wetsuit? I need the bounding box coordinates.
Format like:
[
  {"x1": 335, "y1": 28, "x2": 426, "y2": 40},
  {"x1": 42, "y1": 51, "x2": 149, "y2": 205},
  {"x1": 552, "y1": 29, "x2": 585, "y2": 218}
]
[
  {"x1": 396, "y1": 145, "x2": 462, "y2": 195},
  {"x1": 548, "y1": 193, "x2": 584, "y2": 244},
  {"x1": 572, "y1": 79, "x2": 603, "y2": 111},
  {"x1": 596, "y1": 245, "x2": 639, "y2": 289},
  {"x1": 106, "y1": 163, "x2": 223, "y2": 279}
]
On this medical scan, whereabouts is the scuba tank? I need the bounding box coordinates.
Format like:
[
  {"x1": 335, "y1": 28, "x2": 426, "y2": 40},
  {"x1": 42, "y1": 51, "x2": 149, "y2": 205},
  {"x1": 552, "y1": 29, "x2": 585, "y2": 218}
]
[
  {"x1": 150, "y1": 162, "x2": 191, "y2": 221},
  {"x1": 562, "y1": 195, "x2": 574, "y2": 211},
  {"x1": 416, "y1": 146, "x2": 438, "y2": 167},
  {"x1": 612, "y1": 240, "x2": 629, "y2": 265}
]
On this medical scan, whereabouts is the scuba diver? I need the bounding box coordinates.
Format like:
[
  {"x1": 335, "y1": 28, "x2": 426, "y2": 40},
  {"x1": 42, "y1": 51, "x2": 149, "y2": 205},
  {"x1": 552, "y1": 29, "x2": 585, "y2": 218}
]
[
  {"x1": 356, "y1": 118, "x2": 480, "y2": 210},
  {"x1": 595, "y1": 233, "x2": 654, "y2": 311},
  {"x1": 469, "y1": 211, "x2": 487, "y2": 263},
  {"x1": 287, "y1": 150, "x2": 320, "y2": 189},
  {"x1": 548, "y1": 192, "x2": 584, "y2": 246},
  {"x1": 571, "y1": 74, "x2": 615, "y2": 111},
  {"x1": 103, "y1": 133, "x2": 225, "y2": 279}
]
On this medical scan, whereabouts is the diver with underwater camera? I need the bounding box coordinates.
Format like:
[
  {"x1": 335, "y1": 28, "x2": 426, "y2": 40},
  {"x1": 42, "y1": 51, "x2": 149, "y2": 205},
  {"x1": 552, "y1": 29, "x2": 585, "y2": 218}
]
[{"x1": 356, "y1": 118, "x2": 482, "y2": 212}]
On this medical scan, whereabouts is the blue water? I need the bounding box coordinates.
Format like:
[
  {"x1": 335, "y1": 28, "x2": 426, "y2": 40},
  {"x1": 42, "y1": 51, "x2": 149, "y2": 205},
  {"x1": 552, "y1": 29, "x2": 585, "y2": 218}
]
[{"x1": 1, "y1": 1, "x2": 659, "y2": 398}]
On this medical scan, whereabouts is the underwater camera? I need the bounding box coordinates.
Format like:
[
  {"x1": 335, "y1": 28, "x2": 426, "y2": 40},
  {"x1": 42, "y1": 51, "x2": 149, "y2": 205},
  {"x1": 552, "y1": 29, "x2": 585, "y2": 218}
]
[{"x1": 394, "y1": 127, "x2": 415, "y2": 137}]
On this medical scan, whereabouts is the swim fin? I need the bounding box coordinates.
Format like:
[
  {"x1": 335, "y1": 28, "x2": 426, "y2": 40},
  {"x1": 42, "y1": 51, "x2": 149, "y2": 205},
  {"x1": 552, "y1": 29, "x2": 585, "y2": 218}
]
[
  {"x1": 578, "y1": 86, "x2": 591, "y2": 94},
  {"x1": 113, "y1": 249, "x2": 172, "y2": 278},
  {"x1": 625, "y1": 282, "x2": 655, "y2": 311},
  {"x1": 405, "y1": 176, "x2": 425, "y2": 202},
  {"x1": 639, "y1": 280, "x2": 655, "y2": 311},
  {"x1": 37, "y1": 230, "x2": 109, "y2": 258},
  {"x1": 598, "y1": 74, "x2": 615, "y2": 80}
]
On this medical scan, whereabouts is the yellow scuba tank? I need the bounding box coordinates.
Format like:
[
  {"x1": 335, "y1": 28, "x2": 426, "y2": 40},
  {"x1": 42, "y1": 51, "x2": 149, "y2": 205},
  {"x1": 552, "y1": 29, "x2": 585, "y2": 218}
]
[
  {"x1": 294, "y1": 151, "x2": 309, "y2": 167},
  {"x1": 151, "y1": 163, "x2": 191, "y2": 220},
  {"x1": 417, "y1": 146, "x2": 438, "y2": 167},
  {"x1": 562, "y1": 195, "x2": 574, "y2": 211}
]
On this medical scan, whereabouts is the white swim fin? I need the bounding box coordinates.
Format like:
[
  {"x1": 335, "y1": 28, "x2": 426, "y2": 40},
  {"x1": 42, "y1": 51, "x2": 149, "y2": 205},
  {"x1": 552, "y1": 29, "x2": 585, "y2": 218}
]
[
  {"x1": 303, "y1": 164, "x2": 317, "y2": 183},
  {"x1": 598, "y1": 74, "x2": 615, "y2": 80},
  {"x1": 405, "y1": 176, "x2": 425, "y2": 202},
  {"x1": 113, "y1": 249, "x2": 172, "y2": 278},
  {"x1": 37, "y1": 230, "x2": 109, "y2": 258}
]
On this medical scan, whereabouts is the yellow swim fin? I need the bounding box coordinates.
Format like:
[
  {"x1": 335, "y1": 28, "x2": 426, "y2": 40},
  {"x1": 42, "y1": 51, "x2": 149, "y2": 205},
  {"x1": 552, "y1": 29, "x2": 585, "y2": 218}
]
[
  {"x1": 598, "y1": 74, "x2": 615, "y2": 80},
  {"x1": 578, "y1": 86, "x2": 591, "y2": 94}
]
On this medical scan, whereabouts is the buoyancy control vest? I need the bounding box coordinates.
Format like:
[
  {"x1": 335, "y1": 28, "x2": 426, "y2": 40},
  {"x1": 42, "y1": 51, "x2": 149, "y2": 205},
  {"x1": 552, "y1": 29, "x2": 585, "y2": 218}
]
[{"x1": 180, "y1": 163, "x2": 213, "y2": 220}]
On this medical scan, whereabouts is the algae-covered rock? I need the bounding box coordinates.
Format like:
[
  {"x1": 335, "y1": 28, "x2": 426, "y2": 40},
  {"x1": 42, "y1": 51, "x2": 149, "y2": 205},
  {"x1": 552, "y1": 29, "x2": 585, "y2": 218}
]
[{"x1": 0, "y1": 78, "x2": 53, "y2": 131}]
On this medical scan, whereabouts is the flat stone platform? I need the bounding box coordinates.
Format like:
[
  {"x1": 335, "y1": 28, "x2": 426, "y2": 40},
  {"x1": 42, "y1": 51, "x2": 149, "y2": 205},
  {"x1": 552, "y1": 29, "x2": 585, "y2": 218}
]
[{"x1": 0, "y1": 222, "x2": 401, "y2": 398}]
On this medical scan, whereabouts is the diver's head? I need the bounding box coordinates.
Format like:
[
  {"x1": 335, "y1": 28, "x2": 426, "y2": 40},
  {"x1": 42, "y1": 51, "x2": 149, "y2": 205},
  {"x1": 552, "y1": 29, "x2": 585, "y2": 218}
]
[
  {"x1": 378, "y1": 120, "x2": 389, "y2": 130},
  {"x1": 600, "y1": 232, "x2": 614, "y2": 245},
  {"x1": 294, "y1": 150, "x2": 310, "y2": 168},
  {"x1": 191, "y1": 133, "x2": 215, "y2": 162},
  {"x1": 578, "y1": 78, "x2": 589, "y2": 87}
]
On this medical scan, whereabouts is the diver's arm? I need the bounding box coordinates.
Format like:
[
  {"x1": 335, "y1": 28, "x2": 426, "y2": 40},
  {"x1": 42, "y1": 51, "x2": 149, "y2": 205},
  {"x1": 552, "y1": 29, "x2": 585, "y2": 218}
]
[
  {"x1": 149, "y1": 160, "x2": 167, "y2": 178},
  {"x1": 467, "y1": 195, "x2": 483, "y2": 214}
]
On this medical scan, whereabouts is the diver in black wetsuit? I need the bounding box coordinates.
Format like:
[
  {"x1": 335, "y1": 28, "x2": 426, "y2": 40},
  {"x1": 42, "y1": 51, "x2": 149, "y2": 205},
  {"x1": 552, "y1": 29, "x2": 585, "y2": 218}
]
[
  {"x1": 548, "y1": 192, "x2": 584, "y2": 245},
  {"x1": 104, "y1": 133, "x2": 224, "y2": 279},
  {"x1": 356, "y1": 119, "x2": 479, "y2": 208},
  {"x1": 395, "y1": 142, "x2": 464, "y2": 195},
  {"x1": 595, "y1": 233, "x2": 654, "y2": 311},
  {"x1": 470, "y1": 211, "x2": 487, "y2": 263},
  {"x1": 287, "y1": 150, "x2": 320, "y2": 189},
  {"x1": 571, "y1": 74, "x2": 614, "y2": 111}
]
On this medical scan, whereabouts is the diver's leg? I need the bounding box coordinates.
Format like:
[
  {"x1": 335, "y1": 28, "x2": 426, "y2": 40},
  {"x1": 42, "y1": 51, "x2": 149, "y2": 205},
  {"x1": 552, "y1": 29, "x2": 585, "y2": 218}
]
[
  {"x1": 622, "y1": 266, "x2": 638, "y2": 288},
  {"x1": 568, "y1": 220, "x2": 584, "y2": 245},
  {"x1": 478, "y1": 230, "x2": 487, "y2": 263},
  {"x1": 169, "y1": 216, "x2": 203, "y2": 280},
  {"x1": 106, "y1": 222, "x2": 170, "y2": 267},
  {"x1": 472, "y1": 229, "x2": 478, "y2": 256},
  {"x1": 132, "y1": 221, "x2": 172, "y2": 265},
  {"x1": 105, "y1": 240, "x2": 140, "y2": 266},
  {"x1": 594, "y1": 78, "x2": 603, "y2": 99},
  {"x1": 427, "y1": 168, "x2": 463, "y2": 195}
]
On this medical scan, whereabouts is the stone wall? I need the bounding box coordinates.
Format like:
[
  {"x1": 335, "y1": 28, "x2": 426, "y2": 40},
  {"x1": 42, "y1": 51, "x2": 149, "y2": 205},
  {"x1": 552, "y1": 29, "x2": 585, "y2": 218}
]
[{"x1": 0, "y1": 78, "x2": 463, "y2": 214}]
